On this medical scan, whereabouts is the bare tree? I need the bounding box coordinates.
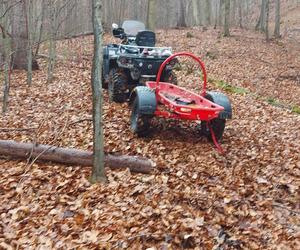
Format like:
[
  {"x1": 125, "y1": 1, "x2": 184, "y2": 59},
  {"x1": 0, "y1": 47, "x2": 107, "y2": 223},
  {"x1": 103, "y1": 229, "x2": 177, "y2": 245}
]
[
  {"x1": 1, "y1": 1, "x2": 12, "y2": 113},
  {"x1": 177, "y1": 0, "x2": 187, "y2": 27},
  {"x1": 224, "y1": 0, "x2": 230, "y2": 36},
  {"x1": 26, "y1": 0, "x2": 33, "y2": 85},
  {"x1": 265, "y1": 0, "x2": 269, "y2": 40},
  {"x1": 274, "y1": 0, "x2": 280, "y2": 38},
  {"x1": 90, "y1": 0, "x2": 106, "y2": 183},
  {"x1": 147, "y1": 0, "x2": 156, "y2": 30},
  {"x1": 238, "y1": 0, "x2": 243, "y2": 28},
  {"x1": 192, "y1": 0, "x2": 201, "y2": 26},
  {"x1": 256, "y1": 0, "x2": 267, "y2": 32},
  {"x1": 205, "y1": 0, "x2": 211, "y2": 26}
]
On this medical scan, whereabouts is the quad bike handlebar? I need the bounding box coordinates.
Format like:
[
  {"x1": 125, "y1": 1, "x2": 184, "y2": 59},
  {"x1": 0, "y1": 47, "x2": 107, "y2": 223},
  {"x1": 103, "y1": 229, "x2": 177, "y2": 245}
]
[{"x1": 155, "y1": 52, "x2": 208, "y2": 97}]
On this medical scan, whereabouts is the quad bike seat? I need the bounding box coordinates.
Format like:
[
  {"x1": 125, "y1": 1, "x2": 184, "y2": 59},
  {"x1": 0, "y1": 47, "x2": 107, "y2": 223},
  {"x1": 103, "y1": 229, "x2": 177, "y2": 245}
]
[{"x1": 136, "y1": 31, "x2": 156, "y2": 47}]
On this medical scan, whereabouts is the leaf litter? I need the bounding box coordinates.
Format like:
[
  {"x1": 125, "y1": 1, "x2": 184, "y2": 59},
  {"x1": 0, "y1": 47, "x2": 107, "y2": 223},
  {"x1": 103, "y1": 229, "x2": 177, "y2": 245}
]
[{"x1": 0, "y1": 28, "x2": 300, "y2": 249}]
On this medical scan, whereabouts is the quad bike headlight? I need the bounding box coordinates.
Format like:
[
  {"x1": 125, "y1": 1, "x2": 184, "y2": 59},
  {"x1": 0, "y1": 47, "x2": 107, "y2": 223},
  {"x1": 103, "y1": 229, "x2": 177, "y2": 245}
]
[
  {"x1": 119, "y1": 57, "x2": 128, "y2": 65},
  {"x1": 130, "y1": 67, "x2": 141, "y2": 80}
]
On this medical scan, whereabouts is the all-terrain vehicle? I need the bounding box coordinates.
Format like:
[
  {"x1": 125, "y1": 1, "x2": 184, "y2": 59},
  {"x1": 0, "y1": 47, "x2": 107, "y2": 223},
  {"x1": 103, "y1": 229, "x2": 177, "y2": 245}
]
[
  {"x1": 102, "y1": 20, "x2": 177, "y2": 103},
  {"x1": 129, "y1": 52, "x2": 232, "y2": 153}
]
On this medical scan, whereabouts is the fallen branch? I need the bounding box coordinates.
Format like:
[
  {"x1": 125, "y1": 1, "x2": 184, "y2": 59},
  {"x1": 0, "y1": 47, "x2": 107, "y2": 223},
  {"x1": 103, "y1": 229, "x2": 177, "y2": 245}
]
[
  {"x1": 0, "y1": 127, "x2": 37, "y2": 132},
  {"x1": 69, "y1": 118, "x2": 92, "y2": 125},
  {"x1": 0, "y1": 140, "x2": 155, "y2": 174}
]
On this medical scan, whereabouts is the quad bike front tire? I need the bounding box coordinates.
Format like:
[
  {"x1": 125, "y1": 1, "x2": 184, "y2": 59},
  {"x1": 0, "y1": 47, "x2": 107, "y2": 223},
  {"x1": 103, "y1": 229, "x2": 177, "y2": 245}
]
[
  {"x1": 161, "y1": 71, "x2": 178, "y2": 85},
  {"x1": 130, "y1": 98, "x2": 152, "y2": 137},
  {"x1": 200, "y1": 118, "x2": 226, "y2": 142},
  {"x1": 108, "y1": 69, "x2": 128, "y2": 103}
]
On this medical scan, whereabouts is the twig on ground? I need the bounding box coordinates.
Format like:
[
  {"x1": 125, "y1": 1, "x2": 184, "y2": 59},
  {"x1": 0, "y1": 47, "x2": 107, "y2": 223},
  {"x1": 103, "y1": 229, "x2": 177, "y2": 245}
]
[{"x1": 0, "y1": 127, "x2": 37, "y2": 132}]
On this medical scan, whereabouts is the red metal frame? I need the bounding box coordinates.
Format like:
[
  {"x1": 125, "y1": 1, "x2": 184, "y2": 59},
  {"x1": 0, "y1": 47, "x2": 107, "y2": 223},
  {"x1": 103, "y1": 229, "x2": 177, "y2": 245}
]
[{"x1": 145, "y1": 52, "x2": 224, "y2": 122}]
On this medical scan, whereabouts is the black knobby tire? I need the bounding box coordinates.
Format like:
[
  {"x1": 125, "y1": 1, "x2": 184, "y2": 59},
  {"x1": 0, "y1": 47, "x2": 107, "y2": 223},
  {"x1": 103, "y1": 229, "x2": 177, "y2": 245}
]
[
  {"x1": 200, "y1": 119, "x2": 226, "y2": 141},
  {"x1": 101, "y1": 69, "x2": 109, "y2": 89},
  {"x1": 130, "y1": 98, "x2": 152, "y2": 137},
  {"x1": 200, "y1": 93, "x2": 226, "y2": 141},
  {"x1": 108, "y1": 69, "x2": 128, "y2": 103},
  {"x1": 161, "y1": 71, "x2": 178, "y2": 85}
]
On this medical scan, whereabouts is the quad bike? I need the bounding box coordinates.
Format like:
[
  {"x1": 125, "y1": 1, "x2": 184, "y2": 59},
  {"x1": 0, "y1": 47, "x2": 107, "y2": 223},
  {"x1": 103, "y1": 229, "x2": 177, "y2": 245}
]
[
  {"x1": 102, "y1": 20, "x2": 177, "y2": 103},
  {"x1": 129, "y1": 52, "x2": 232, "y2": 153}
]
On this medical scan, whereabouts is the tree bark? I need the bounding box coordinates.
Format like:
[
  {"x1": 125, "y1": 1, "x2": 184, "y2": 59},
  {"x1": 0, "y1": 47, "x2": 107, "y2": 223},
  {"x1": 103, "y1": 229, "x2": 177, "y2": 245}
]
[
  {"x1": 255, "y1": 0, "x2": 267, "y2": 32},
  {"x1": 274, "y1": 0, "x2": 280, "y2": 38},
  {"x1": 11, "y1": 0, "x2": 38, "y2": 70},
  {"x1": 91, "y1": 0, "x2": 106, "y2": 183},
  {"x1": 265, "y1": 0, "x2": 269, "y2": 40},
  {"x1": 177, "y1": 0, "x2": 187, "y2": 27},
  {"x1": 147, "y1": 0, "x2": 156, "y2": 31},
  {"x1": 205, "y1": 0, "x2": 211, "y2": 26},
  {"x1": 238, "y1": 0, "x2": 243, "y2": 28},
  {"x1": 224, "y1": 0, "x2": 230, "y2": 36},
  {"x1": 192, "y1": 0, "x2": 200, "y2": 26},
  {"x1": 47, "y1": 0, "x2": 57, "y2": 83},
  {"x1": 26, "y1": 0, "x2": 33, "y2": 85},
  {"x1": 0, "y1": 140, "x2": 155, "y2": 174}
]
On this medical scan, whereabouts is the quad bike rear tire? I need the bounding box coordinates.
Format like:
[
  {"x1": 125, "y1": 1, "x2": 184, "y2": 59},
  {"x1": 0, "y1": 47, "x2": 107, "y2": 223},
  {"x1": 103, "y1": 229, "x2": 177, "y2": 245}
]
[
  {"x1": 102, "y1": 68, "x2": 113, "y2": 89},
  {"x1": 200, "y1": 118, "x2": 226, "y2": 142},
  {"x1": 109, "y1": 69, "x2": 128, "y2": 103},
  {"x1": 161, "y1": 71, "x2": 177, "y2": 85},
  {"x1": 130, "y1": 98, "x2": 152, "y2": 136}
]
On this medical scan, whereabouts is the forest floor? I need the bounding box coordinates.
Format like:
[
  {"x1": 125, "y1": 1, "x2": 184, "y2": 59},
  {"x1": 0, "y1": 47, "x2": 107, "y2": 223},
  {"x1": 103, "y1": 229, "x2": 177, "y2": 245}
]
[{"x1": 0, "y1": 27, "x2": 299, "y2": 249}]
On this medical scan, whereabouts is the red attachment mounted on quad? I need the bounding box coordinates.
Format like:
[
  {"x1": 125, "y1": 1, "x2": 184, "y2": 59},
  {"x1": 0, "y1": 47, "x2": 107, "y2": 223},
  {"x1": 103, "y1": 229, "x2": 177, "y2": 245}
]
[{"x1": 130, "y1": 52, "x2": 232, "y2": 154}]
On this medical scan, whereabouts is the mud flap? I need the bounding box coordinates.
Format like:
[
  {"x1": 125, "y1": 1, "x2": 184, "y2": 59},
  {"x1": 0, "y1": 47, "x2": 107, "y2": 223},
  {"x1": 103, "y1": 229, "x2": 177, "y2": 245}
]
[{"x1": 129, "y1": 86, "x2": 157, "y2": 115}]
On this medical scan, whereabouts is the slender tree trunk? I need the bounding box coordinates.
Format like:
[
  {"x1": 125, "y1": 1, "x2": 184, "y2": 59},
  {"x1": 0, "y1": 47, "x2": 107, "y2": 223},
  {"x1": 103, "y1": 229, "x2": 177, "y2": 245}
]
[
  {"x1": 192, "y1": 0, "x2": 200, "y2": 26},
  {"x1": 265, "y1": 0, "x2": 269, "y2": 40},
  {"x1": 11, "y1": 1, "x2": 28, "y2": 70},
  {"x1": 205, "y1": 0, "x2": 211, "y2": 26},
  {"x1": 274, "y1": 0, "x2": 280, "y2": 38},
  {"x1": 147, "y1": 0, "x2": 156, "y2": 31},
  {"x1": 177, "y1": 0, "x2": 187, "y2": 27},
  {"x1": 2, "y1": 56, "x2": 10, "y2": 113},
  {"x1": 218, "y1": 0, "x2": 224, "y2": 26},
  {"x1": 90, "y1": 0, "x2": 106, "y2": 183},
  {"x1": 214, "y1": 0, "x2": 219, "y2": 28},
  {"x1": 0, "y1": 17, "x2": 11, "y2": 113},
  {"x1": 47, "y1": 1, "x2": 57, "y2": 83},
  {"x1": 34, "y1": 0, "x2": 45, "y2": 57},
  {"x1": 224, "y1": 0, "x2": 230, "y2": 36},
  {"x1": 238, "y1": 0, "x2": 243, "y2": 28},
  {"x1": 256, "y1": 0, "x2": 267, "y2": 32},
  {"x1": 26, "y1": 0, "x2": 33, "y2": 86}
]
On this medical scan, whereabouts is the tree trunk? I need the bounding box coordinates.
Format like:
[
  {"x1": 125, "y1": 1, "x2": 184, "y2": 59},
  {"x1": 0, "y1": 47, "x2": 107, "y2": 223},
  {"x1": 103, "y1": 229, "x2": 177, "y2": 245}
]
[
  {"x1": 218, "y1": 0, "x2": 224, "y2": 26},
  {"x1": 1, "y1": 10, "x2": 11, "y2": 113},
  {"x1": 47, "y1": 0, "x2": 57, "y2": 83},
  {"x1": 26, "y1": 0, "x2": 33, "y2": 85},
  {"x1": 147, "y1": 0, "x2": 156, "y2": 31},
  {"x1": 274, "y1": 0, "x2": 280, "y2": 38},
  {"x1": 238, "y1": 0, "x2": 243, "y2": 28},
  {"x1": 192, "y1": 0, "x2": 200, "y2": 26},
  {"x1": 11, "y1": 0, "x2": 38, "y2": 70},
  {"x1": 265, "y1": 0, "x2": 269, "y2": 40},
  {"x1": 0, "y1": 140, "x2": 155, "y2": 174},
  {"x1": 177, "y1": 0, "x2": 187, "y2": 27},
  {"x1": 224, "y1": 0, "x2": 230, "y2": 36},
  {"x1": 255, "y1": 0, "x2": 267, "y2": 32},
  {"x1": 205, "y1": 0, "x2": 211, "y2": 26},
  {"x1": 91, "y1": 0, "x2": 106, "y2": 183}
]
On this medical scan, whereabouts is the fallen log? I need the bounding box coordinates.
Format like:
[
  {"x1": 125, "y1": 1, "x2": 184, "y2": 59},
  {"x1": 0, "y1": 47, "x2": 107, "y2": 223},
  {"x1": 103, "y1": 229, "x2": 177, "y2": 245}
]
[{"x1": 0, "y1": 140, "x2": 154, "y2": 174}]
